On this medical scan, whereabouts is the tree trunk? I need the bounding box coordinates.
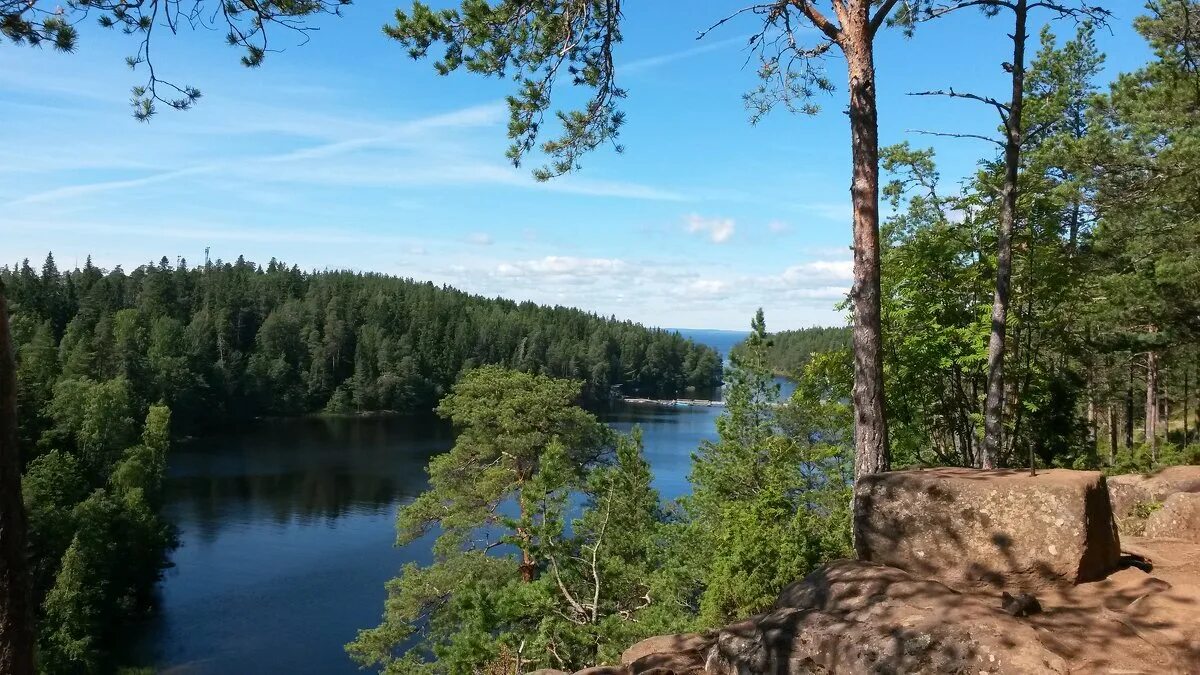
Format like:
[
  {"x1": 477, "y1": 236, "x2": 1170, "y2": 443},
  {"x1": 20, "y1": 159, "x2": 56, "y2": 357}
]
[
  {"x1": 1184, "y1": 366, "x2": 1189, "y2": 444},
  {"x1": 1067, "y1": 200, "x2": 1081, "y2": 255},
  {"x1": 1163, "y1": 393, "x2": 1170, "y2": 445},
  {"x1": 0, "y1": 281, "x2": 35, "y2": 675},
  {"x1": 844, "y1": 10, "x2": 889, "y2": 480},
  {"x1": 1086, "y1": 373, "x2": 1097, "y2": 452},
  {"x1": 1126, "y1": 361, "x2": 1135, "y2": 449},
  {"x1": 1108, "y1": 403, "x2": 1118, "y2": 465},
  {"x1": 982, "y1": 0, "x2": 1028, "y2": 470},
  {"x1": 517, "y1": 527, "x2": 536, "y2": 583},
  {"x1": 1146, "y1": 349, "x2": 1159, "y2": 462},
  {"x1": 515, "y1": 475, "x2": 536, "y2": 583}
]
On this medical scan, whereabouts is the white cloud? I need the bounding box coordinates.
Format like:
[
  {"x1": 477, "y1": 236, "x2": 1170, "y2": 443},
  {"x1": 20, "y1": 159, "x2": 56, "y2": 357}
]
[
  {"x1": 469, "y1": 233, "x2": 494, "y2": 246},
  {"x1": 782, "y1": 286, "x2": 850, "y2": 300},
  {"x1": 779, "y1": 259, "x2": 854, "y2": 284},
  {"x1": 684, "y1": 279, "x2": 731, "y2": 297},
  {"x1": 685, "y1": 214, "x2": 736, "y2": 243},
  {"x1": 768, "y1": 220, "x2": 790, "y2": 233},
  {"x1": 495, "y1": 256, "x2": 627, "y2": 279}
]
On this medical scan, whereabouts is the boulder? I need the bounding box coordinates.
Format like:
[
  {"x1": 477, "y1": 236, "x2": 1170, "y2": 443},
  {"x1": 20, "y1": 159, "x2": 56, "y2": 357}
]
[
  {"x1": 573, "y1": 667, "x2": 628, "y2": 675},
  {"x1": 626, "y1": 652, "x2": 706, "y2": 675},
  {"x1": 621, "y1": 633, "x2": 712, "y2": 674},
  {"x1": 620, "y1": 634, "x2": 713, "y2": 666},
  {"x1": 1109, "y1": 465, "x2": 1200, "y2": 520},
  {"x1": 854, "y1": 468, "x2": 1121, "y2": 591},
  {"x1": 525, "y1": 670, "x2": 570, "y2": 675},
  {"x1": 1107, "y1": 474, "x2": 1153, "y2": 523},
  {"x1": 1145, "y1": 492, "x2": 1200, "y2": 542},
  {"x1": 704, "y1": 560, "x2": 1068, "y2": 674}
]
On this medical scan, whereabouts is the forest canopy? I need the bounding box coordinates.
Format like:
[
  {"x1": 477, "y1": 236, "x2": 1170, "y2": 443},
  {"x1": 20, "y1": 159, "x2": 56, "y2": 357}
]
[
  {"x1": 732, "y1": 326, "x2": 851, "y2": 377},
  {"x1": 2, "y1": 254, "x2": 722, "y2": 436}
]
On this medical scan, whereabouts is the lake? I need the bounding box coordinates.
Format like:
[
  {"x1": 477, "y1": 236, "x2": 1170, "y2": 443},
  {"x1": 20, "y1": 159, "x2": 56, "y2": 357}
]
[{"x1": 135, "y1": 329, "x2": 748, "y2": 673}]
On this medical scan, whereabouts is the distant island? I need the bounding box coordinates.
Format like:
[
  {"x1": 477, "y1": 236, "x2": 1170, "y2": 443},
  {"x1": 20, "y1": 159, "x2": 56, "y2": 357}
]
[{"x1": 732, "y1": 325, "x2": 851, "y2": 376}]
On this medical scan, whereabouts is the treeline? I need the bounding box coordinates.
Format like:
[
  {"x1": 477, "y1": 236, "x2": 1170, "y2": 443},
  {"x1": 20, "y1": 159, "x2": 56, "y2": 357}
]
[
  {"x1": 2, "y1": 254, "x2": 722, "y2": 436},
  {"x1": 878, "y1": 14, "x2": 1200, "y2": 473},
  {"x1": 733, "y1": 326, "x2": 851, "y2": 376},
  {"x1": 1, "y1": 253, "x2": 719, "y2": 672}
]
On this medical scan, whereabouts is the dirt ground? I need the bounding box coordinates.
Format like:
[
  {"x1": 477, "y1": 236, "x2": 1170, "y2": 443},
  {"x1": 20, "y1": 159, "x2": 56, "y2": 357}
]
[{"x1": 1023, "y1": 536, "x2": 1200, "y2": 674}]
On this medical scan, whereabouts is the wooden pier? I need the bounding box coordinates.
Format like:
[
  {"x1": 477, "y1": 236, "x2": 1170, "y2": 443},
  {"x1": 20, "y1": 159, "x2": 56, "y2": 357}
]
[{"x1": 620, "y1": 397, "x2": 725, "y2": 408}]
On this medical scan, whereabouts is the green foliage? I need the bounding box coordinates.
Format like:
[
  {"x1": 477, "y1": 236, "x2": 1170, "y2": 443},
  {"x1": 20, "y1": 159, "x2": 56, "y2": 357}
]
[
  {"x1": 2, "y1": 1, "x2": 350, "y2": 120},
  {"x1": 731, "y1": 325, "x2": 850, "y2": 378},
  {"x1": 676, "y1": 309, "x2": 853, "y2": 627},
  {"x1": 19, "y1": 386, "x2": 174, "y2": 672},
  {"x1": 349, "y1": 367, "x2": 674, "y2": 673},
  {"x1": 352, "y1": 310, "x2": 858, "y2": 670},
  {"x1": 1130, "y1": 499, "x2": 1164, "y2": 521},
  {"x1": 400, "y1": 366, "x2": 607, "y2": 554},
  {"x1": 3, "y1": 255, "x2": 719, "y2": 434},
  {"x1": 44, "y1": 378, "x2": 139, "y2": 473},
  {"x1": 385, "y1": 0, "x2": 625, "y2": 180},
  {"x1": 1108, "y1": 443, "x2": 1200, "y2": 476},
  {"x1": 879, "y1": 26, "x2": 1104, "y2": 471}
]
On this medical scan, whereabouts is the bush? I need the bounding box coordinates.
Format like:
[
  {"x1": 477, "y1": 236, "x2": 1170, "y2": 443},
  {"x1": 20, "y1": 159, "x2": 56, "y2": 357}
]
[{"x1": 1105, "y1": 442, "x2": 1200, "y2": 475}]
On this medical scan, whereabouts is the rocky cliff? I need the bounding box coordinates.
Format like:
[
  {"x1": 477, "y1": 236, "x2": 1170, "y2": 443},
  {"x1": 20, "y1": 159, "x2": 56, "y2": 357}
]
[{"x1": 537, "y1": 467, "x2": 1200, "y2": 675}]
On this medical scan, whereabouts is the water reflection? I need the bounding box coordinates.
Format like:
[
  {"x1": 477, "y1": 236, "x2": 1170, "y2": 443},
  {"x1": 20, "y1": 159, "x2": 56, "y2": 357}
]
[
  {"x1": 140, "y1": 405, "x2": 723, "y2": 674},
  {"x1": 165, "y1": 416, "x2": 453, "y2": 543}
]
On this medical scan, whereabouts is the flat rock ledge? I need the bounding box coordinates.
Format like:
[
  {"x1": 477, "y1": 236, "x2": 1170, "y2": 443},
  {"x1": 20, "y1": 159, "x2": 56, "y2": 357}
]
[
  {"x1": 537, "y1": 561, "x2": 1072, "y2": 675},
  {"x1": 854, "y1": 468, "x2": 1121, "y2": 591}
]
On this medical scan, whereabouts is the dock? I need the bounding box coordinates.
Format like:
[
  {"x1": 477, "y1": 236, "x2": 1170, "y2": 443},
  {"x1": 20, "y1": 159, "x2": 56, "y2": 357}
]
[{"x1": 620, "y1": 397, "x2": 725, "y2": 408}]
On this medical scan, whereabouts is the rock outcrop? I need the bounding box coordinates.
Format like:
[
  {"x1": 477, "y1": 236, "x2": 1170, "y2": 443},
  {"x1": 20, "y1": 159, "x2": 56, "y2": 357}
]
[
  {"x1": 704, "y1": 560, "x2": 1071, "y2": 674},
  {"x1": 1145, "y1": 492, "x2": 1200, "y2": 542},
  {"x1": 620, "y1": 634, "x2": 712, "y2": 674},
  {"x1": 853, "y1": 468, "x2": 1121, "y2": 591},
  {"x1": 1109, "y1": 465, "x2": 1200, "y2": 533},
  {"x1": 532, "y1": 468, "x2": 1200, "y2": 675}
]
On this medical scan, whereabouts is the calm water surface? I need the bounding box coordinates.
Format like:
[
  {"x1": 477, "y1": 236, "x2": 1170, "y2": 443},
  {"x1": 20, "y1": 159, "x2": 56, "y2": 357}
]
[{"x1": 138, "y1": 330, "x2": 747, "y2": 673}]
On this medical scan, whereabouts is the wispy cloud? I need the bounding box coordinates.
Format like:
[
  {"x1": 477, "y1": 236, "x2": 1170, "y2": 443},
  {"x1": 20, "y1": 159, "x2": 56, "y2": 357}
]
[
  {"x1": 9, "y1": 166, "x2": 216, "y2": 206},
  {"x1": 685, "y1": 214, "x2": 736, "y2": 243},
  {"x1": 5, "y1": 218, "x2": 430, "y2": 247},
  {"x1": 6, "y1": 101, "x2": 685, "y2": 208},
  {"x1": 624, "y1": 35, "x2": 748, "y2": 74},
  {"x1": 786, "y1": 201, "x2": 853, "y2": 223},
  {"x1": 260, "y1": 102, "x2": 505, "y2": 163}
]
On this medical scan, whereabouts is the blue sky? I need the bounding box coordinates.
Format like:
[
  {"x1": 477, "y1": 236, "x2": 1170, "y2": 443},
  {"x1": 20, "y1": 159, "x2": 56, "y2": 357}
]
[{"x1": 2, "y1": 1, "x2": 1150, "y2": 330}]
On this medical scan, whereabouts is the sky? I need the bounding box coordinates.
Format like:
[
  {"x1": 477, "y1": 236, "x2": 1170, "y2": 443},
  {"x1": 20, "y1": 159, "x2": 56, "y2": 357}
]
[{"x1": 1, "y1": 1, "x2": 1152, "y2": 330}]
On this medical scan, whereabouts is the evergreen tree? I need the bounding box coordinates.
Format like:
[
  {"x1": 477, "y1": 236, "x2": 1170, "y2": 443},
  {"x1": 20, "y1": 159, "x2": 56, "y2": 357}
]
[
  {"x1": 676, "y1": 310, "x2": 853, "y2": 626},
  {"x1": 349, "y1": 368, "x2": 671, "y2": 673}
]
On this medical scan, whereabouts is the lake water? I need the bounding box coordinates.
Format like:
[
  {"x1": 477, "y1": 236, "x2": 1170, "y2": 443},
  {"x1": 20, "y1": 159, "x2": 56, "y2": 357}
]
[{"x1": 136, "y1": 329, "x2": 748, "y2": 673}]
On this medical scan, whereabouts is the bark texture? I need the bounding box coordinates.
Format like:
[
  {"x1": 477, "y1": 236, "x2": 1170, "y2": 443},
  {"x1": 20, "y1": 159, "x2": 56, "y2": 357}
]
[
  {"x1": 0, "y1": 282, "x2": 34, "y2": 675},
  {"x1": 1146, "y1": 349, "x2": 1159, "y2": 460},
  {"x1": 843, "y1": 3, "x2": 889, "y2": 479},
  {"x1": 982, "y1": 0, "x2": 1028, "y2": 469}
]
